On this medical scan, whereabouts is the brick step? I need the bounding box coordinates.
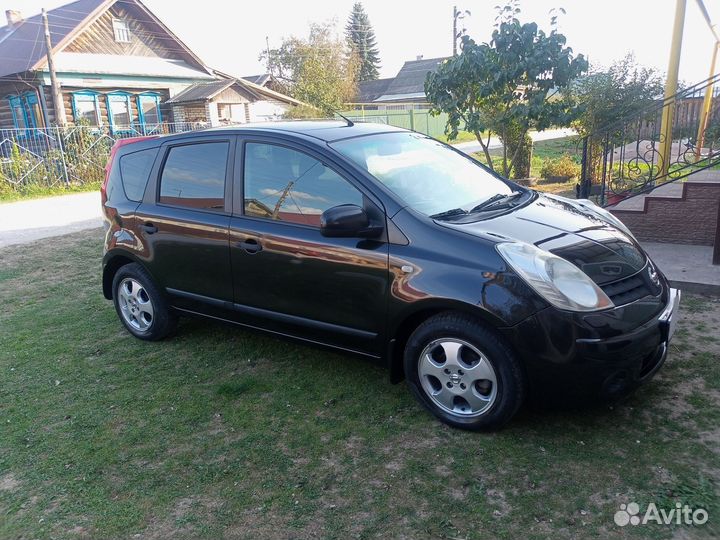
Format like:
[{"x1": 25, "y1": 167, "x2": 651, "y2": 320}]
[
  {"x1": 609, "y1": 170, "x2": 720, "y2": 213},
  {"x1": 609, "y1": 177, "x2": 720, "y2": 246}
]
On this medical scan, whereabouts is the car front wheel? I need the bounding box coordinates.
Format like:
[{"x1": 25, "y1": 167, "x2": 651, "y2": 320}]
[
  {"x1": 404, "y1": 312, "x2": 525, "y2": 430},
  {"x1": 112, "y1": 263, "x2": 176, "y2": 341}
]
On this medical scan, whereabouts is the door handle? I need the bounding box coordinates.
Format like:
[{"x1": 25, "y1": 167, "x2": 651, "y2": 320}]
[
  {"x1": 238, "y1": 238, "x2": 262, "y2": 254},
  {"x1": 141, "y1": 222, "x2": 158, "y2": 234}
]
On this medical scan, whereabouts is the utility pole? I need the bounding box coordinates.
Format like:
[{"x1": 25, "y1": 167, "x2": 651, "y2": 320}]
[
  {"x1": 265, "y1": 36, "x2": 272, "y2": 77},
  {"x1": 453, "y1": 6, "x2": 458, "y2": 56},
  {"x1": 42, "y1": 8, "x2": 66, "y2": 127}
]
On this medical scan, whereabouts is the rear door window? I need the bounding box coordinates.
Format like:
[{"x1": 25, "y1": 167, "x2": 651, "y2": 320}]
[
  {"x1": 119, "y1": 148, "x2": 156, "y2": 202},
  {"x1": 159, "y1": 142, "x2": 229, "y2": 211}
]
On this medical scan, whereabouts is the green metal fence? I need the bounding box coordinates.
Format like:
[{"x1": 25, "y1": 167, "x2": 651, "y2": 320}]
[{"x1": 340, "y1": 106, "x2": 449, "y2": 138}]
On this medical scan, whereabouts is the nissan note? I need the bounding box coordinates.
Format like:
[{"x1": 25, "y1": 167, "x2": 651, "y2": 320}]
[{"x1": 101, "y1": 121, "x2": 680, "y2": 430}]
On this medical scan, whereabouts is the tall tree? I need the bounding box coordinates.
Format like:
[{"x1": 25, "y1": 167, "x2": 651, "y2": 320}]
[
  {"x1": 262, "y1": 22, "x2": 359, "y2": 115},
  {"x1": 426, "y1": 1, "x2": 588, "y2": 178},
  {"x1": 345, "y1": 3, "x2": 381, "y2": 82}
]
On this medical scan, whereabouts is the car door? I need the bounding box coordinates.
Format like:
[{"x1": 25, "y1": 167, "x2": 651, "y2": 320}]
[
  {"x1": 136, "y1": 135, "x2": 235, "y2": 304},
  {"x1": 229, "y1": 137, "x2": 389, "y2": 356}
]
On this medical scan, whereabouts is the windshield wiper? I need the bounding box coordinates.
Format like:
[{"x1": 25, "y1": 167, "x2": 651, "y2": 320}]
[
  {"x1": 429, "y1": 208, "x2": 468, "y2": 220},
  {"x1": 470, "y1": 191, "x2": 523, "y2": 213}
]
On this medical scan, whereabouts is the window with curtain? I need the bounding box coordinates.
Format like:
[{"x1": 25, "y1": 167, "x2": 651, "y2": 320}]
[
  {"x1": 72, "y1": 92, "x2": 101, "y2": 126},
  {"x1": 8, "y1": 96, "x2": 28, "y2": 130},
  {"x1": 107, "y1": 93, "x2": 133, "y2": 132},
  {"x1": 8, "y1": 92, "x2": 44, "y2": 132},
  {"x1": 137, "y1": 93, "x2": 161, "y2": 129}
]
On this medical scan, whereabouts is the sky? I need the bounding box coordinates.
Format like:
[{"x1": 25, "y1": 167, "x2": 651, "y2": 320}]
[{"x1": 3, "y1": 0, "x2": 719, "y2": 85}]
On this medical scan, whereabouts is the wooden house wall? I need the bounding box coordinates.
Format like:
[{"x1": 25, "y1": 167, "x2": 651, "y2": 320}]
[
  {"x1": 213, "y1": 87, "x2": 252, "y2": 104},
  {"x1": 61, "y1": 87, "x2": 172, "y2": 127},
  {"x1": 64, "y1": 4, "x2": 187, "y2": 62}
]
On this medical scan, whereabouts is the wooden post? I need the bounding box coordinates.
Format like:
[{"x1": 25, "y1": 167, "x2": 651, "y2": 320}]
[
  {"x1": 657, "y1": 0, "x2": 686, "y2": 179},
  {"x1": 42, "y1": 8, "x2": 66, "y2": 127}
]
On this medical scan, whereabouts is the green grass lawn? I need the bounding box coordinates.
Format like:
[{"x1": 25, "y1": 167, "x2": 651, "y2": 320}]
[
  {"x1": 0, "y1": 181, "x2": 101, "y2": 203},
  {"x1": 1, "y1": 230, "x2": 719, "y2": 539}
]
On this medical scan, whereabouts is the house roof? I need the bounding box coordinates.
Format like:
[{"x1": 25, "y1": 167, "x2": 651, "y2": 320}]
[
  {"x1": 353, "y1": 57, "x2": 448, "y2": 103},
  {"x1": 383, "y1": 57, "x2": 448, "y2": 99},
  {"x1": 0, "y1": 0, "x2": 213, "y2": 79},
  {"x1": 241, "y1": 74, "x2": 271, "y2": 86},
  {"x1": 0, "y1": 0, "x2": 105, "y2": 78},
  {"x1": 213, "y1": 70, "x2": 304, "y2": 106},
  {"x1": 166, "y1": 79, "x2": 259, "y2": 104},
  {"x1": 354, "y1": 78, "x2": 393, "y2": 103},
  {"x1": 53, "y1": 52, "x2": 215, "y2": 79}
]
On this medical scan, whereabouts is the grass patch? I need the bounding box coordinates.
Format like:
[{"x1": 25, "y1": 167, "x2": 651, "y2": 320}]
[
  {"x1": 0, "y1": 181, "x2": 101, "y2": 203},
  {"x1": 438, "y1": 130, "x2": 480, "y2": 144},
  {"x1": 1, "y1": 230, "x2": 719, "y2": 539}
]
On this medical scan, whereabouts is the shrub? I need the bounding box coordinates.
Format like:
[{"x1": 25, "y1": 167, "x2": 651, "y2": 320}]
[{"x1": 540, "y1": 154, "x2": 581, "y2": 180}]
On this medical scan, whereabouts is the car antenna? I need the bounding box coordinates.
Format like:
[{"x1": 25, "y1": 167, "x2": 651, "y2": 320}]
[{"x1": 333, "y1": 110, "x2": 354, "y2": 127}]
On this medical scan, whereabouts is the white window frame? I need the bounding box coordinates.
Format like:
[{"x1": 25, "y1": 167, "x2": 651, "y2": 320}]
[{"x1": 112, "y1": 19, "x2": 131, "y2": 43}]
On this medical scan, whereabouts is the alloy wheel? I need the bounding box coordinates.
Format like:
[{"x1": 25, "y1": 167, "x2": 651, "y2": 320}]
[
  {"x1": 117, "y1": 278, "x2": 154, "y2": 333},
  {"x1": 418, "y1": 338, "x2": 498, "y2": 417}
]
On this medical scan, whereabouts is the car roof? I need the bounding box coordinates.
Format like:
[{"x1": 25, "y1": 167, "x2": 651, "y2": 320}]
[{"x1": 201, "y1": 120, "x2": 408, "y2": 142}]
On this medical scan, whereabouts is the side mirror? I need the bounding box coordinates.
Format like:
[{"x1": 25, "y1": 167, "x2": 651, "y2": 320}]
[{"x1": 320, "y1": 204, "x2": 383, "y2": 238}]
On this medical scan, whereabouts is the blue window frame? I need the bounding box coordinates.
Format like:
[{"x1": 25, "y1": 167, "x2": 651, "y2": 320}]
[
  {"x1": 7, "y1": 91, "x2": 43, "y2": 135},
  {"x1": 71, "y1": 90, "x2": 102, "y2": 126},
  {"x1": 106, "y1": 91, "x2": 134, "y2": 134},
  {"x1": 136, "y1": 92, "x2": 162, "y2": 134}
]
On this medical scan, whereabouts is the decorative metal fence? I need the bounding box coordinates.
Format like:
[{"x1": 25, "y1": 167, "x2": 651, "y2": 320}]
[
  {"x1": 577, "y1": 74, "x2": 720, "y2": 206},
  {"x1": 0, "y1": 122, "x2": 207, "y2": 192}
]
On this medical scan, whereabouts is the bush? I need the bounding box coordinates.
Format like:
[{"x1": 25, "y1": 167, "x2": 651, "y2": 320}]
[{"x1": 540, "y1": 154, "x2": 581, "y2": 180}]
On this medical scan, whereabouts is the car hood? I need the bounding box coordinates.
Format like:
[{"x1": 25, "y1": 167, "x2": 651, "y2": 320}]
[{"x1": 440, "y1": 193, "x2": 647, "y2": 285}]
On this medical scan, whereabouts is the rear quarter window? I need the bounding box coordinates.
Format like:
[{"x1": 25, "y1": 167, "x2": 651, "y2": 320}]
[{"x1": 119, "y1": 148, "x2": 157, "y2": 202}]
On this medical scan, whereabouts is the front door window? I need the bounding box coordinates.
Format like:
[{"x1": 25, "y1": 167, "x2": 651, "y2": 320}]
[{"x1": 243, "y1": 142, "x2": 364, "y2": 227}]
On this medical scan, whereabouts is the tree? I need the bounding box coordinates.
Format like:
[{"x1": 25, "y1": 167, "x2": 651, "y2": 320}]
[
  {"x1": 262, "y1": 22, "x2": 359, "y2": 115},
  {"x1": 345, "y1": 3, "x2": 381, "y2": 82},
  {"x1": 425, "y1": 1, "x2": 588, "y2": 178},
  {"x1": 571, "y1": 54, "x2": 664, "y2": 183},
  {"x1": 572, "y1": 54, "x2": 663, "y2": 138}
]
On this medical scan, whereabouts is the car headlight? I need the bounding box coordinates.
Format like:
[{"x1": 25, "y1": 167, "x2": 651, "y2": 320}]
[
  {"x1": 575, "y1": 199, "x2": 637, "y2": 240},
  {"x1": 496, "y1": 242, "x2": 614, "y2": 312}
]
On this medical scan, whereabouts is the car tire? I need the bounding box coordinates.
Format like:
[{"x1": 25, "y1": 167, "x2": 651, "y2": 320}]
[
  {"x1": 112, "y1": 263, "x2": 177, "y2": 341},
  {"x1": 404, "y1": 312, "x2": 525, "y2": 431}
]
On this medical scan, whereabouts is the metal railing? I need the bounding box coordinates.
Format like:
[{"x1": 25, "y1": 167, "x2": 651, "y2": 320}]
[
  {"x1": 577, "y1": 73, "x2": 720, "y2": 206},
  {"x1": 0, "y1": 122, "x2": 207, "y2": 190}
]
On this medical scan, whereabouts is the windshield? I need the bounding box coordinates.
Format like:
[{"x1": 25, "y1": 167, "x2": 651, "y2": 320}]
[{"x1": 331, "y1": 132, "x2": 513, "y2": 217}]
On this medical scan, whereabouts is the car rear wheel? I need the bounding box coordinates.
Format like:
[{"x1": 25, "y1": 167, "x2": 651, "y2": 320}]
[
  {"x1": 112, "y1": 263, "x2": 176, "y2": 341},
  {"x1": 404, "y1": 312, "x2": 525, "y2": 430}
]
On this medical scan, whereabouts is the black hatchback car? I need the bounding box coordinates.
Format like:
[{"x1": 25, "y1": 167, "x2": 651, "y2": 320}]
[{"x1": 101, "y1": 121, "x2": 680, "y2": 430}]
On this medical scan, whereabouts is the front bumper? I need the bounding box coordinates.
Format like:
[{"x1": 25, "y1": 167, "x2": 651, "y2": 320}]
[{"x1": 502, "y1": 287, "x2": 681, "y2": 400}]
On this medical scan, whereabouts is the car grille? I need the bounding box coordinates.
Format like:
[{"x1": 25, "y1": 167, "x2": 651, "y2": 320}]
[{"x1": 600, "y1": 273, "x2": 651, "y2": 306}]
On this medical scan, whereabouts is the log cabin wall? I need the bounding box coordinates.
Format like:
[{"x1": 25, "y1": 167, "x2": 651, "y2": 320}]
[{"x1": 61, "y1": 87, "x2": 172, "y2": 127}]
